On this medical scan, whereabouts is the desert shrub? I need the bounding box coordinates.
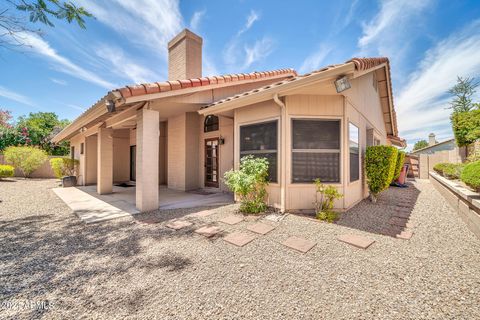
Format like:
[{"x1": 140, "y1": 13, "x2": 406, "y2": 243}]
[
  {"x1": 4, "y1": 146, "x2": 47, "y2": 178},
  {"x1": 224, "y1": 155, "x2": 269, "y2": 213},
  {"x1": 365, "y1": 145, "x2": 398, "y2": 201},
  {"x1": 460, "y1": 161, "x2": 480, "y2": 191},
  {"x1": 313, "y1": 178, "x2": 343, "y2": 222},
  {"x1": 393, "y1": 151, "x2": 406, "y2": 181},
  {"x1": 0, "y1": 164, "x2": 14, "y2": 179},
  {"x1": 49, "y1": 157, "x2": 79, "y2": 179},
  {"x1": 433, "y1": 162, "x2": 464, "y2": 179}
]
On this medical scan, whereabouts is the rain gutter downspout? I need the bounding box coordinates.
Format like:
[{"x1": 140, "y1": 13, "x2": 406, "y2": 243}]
[{"x1": 273, "y1": 93, "x2": 287, "y2": 213}]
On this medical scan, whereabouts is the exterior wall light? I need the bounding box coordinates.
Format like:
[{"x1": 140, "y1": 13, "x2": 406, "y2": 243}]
[
  {"x1": 105, "y1": 100, "x2": 116, "y2": 113},
  {"x1": 334, "y1": 76, "x2": 351, "y2": 93}
]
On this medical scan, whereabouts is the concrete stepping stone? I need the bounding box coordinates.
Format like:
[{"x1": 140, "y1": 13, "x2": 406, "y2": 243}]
[
  {"x1": 190, "y1": 210, "x2": 215, "y2": 217},
  {"x1": 282, "y1": 236, "x2": 316, "y2": 253},
  {"x1": 166, "y1": 220, "x2": 193, "y2": 230},
  {"x1": 247, "y1": 222, "x2": 276, "y2": 235},
  {"x1": 405, "y1": 222, "x2": 415, "y2": 229},
  {"x1": 396, "y1": 230, "x2": 414, "y2": 240},
  {"x1": 223, "y1": 232, "x2": 256, "y2": 247},
  {"x1": 219, "y1": 215, "x2": 243, "y2": 225},
  {"x1": 337, "y1": 234, "x2": 375, "y2": 249},
  {"x1": 194, "y1": 226, "x2": 222, "y2": 238}
]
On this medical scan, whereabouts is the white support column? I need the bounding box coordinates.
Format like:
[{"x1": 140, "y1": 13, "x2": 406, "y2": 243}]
[
  {"x1": 97, "y1": 127, "x2": 113, "y2": 194},
  {"x1": 136, "y1": 108, "x2": 160, "y2": 212}
]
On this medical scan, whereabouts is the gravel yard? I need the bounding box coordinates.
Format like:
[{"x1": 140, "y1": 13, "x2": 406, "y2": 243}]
[{"x1": 1, "y1": 178, "x2": 480, "y2": 319}]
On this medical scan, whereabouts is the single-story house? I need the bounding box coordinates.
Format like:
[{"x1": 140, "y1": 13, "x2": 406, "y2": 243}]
[
  {"x1": 52, "y1": 29, "x2": 405, "y2": 212},
  {"x1": 410, "y1": 133, "x2": 456, "y2": 155}
]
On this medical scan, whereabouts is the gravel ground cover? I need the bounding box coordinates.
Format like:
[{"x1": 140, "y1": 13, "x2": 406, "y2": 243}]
[{"x1": 1, "y1": 178, "x2": 479, "y2": 319}]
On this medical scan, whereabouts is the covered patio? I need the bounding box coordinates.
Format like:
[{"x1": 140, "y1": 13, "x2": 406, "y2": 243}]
[{"x1": 53, "y1": 184, "x2": 233, "y2": 223}]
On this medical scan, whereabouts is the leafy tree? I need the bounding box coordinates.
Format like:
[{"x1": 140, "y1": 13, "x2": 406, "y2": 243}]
[
  {"x1": 451, "y1": 109, "x2": 480, "y2": 147},
  {"x1": 413, "y1": 140, "x2": 428, "y2": 151},
  {"x1": 448, "y1": 77, "x2": 479, "y2": 113},
  {"x1": 4, "y1": 146, "x2": 48, "y2": 177},
  {"x1": 1, "y1": 1, "x2": 92, "y2": 48}
]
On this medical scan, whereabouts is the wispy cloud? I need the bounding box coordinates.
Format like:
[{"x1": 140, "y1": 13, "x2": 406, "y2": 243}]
[
  {"x1": 223, "y1": 10, "x2": 272, "y2": 71},
  {"x1": 66, "y1": 104, "x2": 86, "y2": 111},
  {"x1": 299, "y1": 45, "x2": 332, "y2": 74},
  {"x1": 190, "y1": 10, "x2": 206, "y2": 31},
  {"x1": 396, "y1": 20, "x2": 480, "y2": 143},
  {"x1": 243, "y1": 37, "x2": 275, "y2": 69},
  {"x1": 0, "y1": 85, "x2": 36, "y2": 107},
  {"x1": 77, "y1": 0, "x2": 183, "y2": 58},
  {"x1": 18, "y1": 33, "x2": 116, "y2": 89},
  {"x1": 50, "y1": 78, "x2": 67, "y2": 86},
  {"x1": 95, "y1": 45, "x2": 162, "y2": 84}
]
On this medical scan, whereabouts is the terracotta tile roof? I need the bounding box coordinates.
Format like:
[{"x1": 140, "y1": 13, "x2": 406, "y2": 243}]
[
  {"x1": 114, "y1": 69, "x2": 297, "y2": 99},
  {"x1": 346, "y1": 57, "x2": 389, "y2": 70}
]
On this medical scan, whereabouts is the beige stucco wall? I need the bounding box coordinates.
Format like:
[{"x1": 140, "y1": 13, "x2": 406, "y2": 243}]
[
  {"x1": 198, "y1": 115, "x2": 234, "y2": 191},
  {"x1": 112, "y1": 129, "x2": 130, "y2": 183},
  {"x1": 85, "y1": 135, "x2": 97, "y2": 185},
  {"x1": 234, "y1": 100, "x2": 282, "y2": 208}
]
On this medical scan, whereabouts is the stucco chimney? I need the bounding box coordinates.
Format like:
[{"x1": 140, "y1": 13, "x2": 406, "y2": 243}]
[
  {"x1": 168, "y1": 29, "x2": 202, "y2": 80},
  {"x1": 428, "y1": 133, "x2": 436, "y2": 146}
]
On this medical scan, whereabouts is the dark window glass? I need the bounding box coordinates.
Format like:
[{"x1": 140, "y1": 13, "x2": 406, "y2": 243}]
[
  {"x1": 292, "y1": 120, "x2": 340, "y2": 150},
  {"x1": 204, "y1": 115, "x2": 219, "y2": 132},
  {"x1": 240, "y1": 120, "x2": 278, "y2": 182},
  {"x1": 292, "y1": 119, "x2": 341, "y2": 183},
  {"x1": 80, "y1": 143, "x2": 84, "y2": 155},
  {"x1": 349, "y1": 123, "x2": 359, "y2": 182}
]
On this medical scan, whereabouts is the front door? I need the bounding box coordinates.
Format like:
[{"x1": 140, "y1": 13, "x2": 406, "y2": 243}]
[
  {"x1": 130, "y1": 145, "x2": 136, "y2": 181},
  {"x1": 205, "y1": 138, "x2": 219, "y2": 188}
]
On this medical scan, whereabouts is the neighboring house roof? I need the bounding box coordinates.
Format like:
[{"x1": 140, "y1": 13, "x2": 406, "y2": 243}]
[
  {"x1": 410, "y1": 138, "x2": 455, "y2": 154},
  {"x1": 200, "y1": 57, "x2": 403, "y2": 145},
  {"x1": 52, "y1": 69, "x2": 296, "y2": 142}
]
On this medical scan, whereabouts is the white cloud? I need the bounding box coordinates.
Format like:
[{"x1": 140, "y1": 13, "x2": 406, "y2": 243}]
[
  {"x1": 239, "y1": 10, "x2": 260, "y2": 35},
  {"x1": 77, "y1": 0, "x2": 183, "y2": 57},
  {"x1": 66, "y1": 104, "x2": 86, "y2": 111},
  {"x1": 18, "y1": 33, "x2": 116, "y2": 89},
  {"x1": 50, "y1": 78, "x2": 68, "y2": 86},
  {"x1": 95, "y1": 45, "x2": 162, "y2": 84},
  {"x1": 0, "y1": 86, "x2": 36, "y2": 107},
  {"x1": 396, "y1": 20, "x2": 480, "y2": 143},
  {"x1": 190, "y1": 10, "x2": 206, "y2": 31},
  {"x1": 243, "y1": 37, "x2": 275, "y2": 69},
  {"x1": 299, "y1": 45, "x2": 332, "y2": 74}
]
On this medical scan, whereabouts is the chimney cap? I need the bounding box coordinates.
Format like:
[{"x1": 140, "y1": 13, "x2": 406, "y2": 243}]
[
  {"x1": 168, "y1": 28, "x2": 203, "y2": 49},
  {"x1": 428, "y1": 133, "x2": 435, "y2": 137}
]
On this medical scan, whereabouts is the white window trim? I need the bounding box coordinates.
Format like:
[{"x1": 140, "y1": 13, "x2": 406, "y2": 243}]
[{"x1": 348, "y1": 121, "x2": 360, "y2": 184}]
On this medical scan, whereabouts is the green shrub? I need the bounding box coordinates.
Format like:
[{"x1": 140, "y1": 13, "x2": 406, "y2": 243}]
[
  {"x1": 0, "y1": 164, "x2": 14, "y2": 179},
  {"x1": 433, "y1": 162, "x2": 464, "y2": 179},
  {"x1": 460, "y1": 161, "x2": 480, "y2": 191},
  {"x1": 313, "y1": 178, "x2": 343, "y2": 222},
  {"x1": 365, "y1": 145, "x2": 398, "y2": 200},
  {"x1": 224, "y1": 155, "x2": 269, "y2": 213},
  {"x1": 49, "y1": 157, "x2": 79, "y2": 179},
  {"x1": 451, "y1": 109, "x2": 480, "y2": 147},
  {"x1": 393, "y1": 151, "x2": 406, "y2": 181},
  {"x1": 4, "y1": 146, "x2": 48, "y2": 178}
]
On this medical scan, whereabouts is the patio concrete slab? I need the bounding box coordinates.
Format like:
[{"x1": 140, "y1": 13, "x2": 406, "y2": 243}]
[
  {"x1": 194, "y1": 226, "x2": 222, "y2": 238},
  {"x1": 223, "y1": 232, "x2": 256, "y2": 247},
  {"x1": 166, "y1": 220, "x2": 193, "y2": 230},
  {"x1": 53, "y1": 187, "x2": 138, "y2": 224},
  {"x1": 219, "y1": 215, "x2": 243, "y2": 225},
  {"x1": 337, "y1": 234, "x2": 375, "y2": 249},
  {"x1": 247, "y1": 222, "x2": 276, "y2": 235},
  {"x1": 282, "y1": 236, "x2": 316, "y2": 253}
]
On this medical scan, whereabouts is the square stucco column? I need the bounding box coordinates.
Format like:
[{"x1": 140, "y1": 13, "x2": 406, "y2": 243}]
[
  {"x1": 97, "y1": 127, "x2": 113, "y2": 194},
  {"x1": 136, "y1": 108, "x2": 160, "y2": 212}
]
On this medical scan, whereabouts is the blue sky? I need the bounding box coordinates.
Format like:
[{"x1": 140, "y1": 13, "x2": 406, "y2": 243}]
[{"x1": 1, "y1": 0, "x2": 480, "y2": 149}]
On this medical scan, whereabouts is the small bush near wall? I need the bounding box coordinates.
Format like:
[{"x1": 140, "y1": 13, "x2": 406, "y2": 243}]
[
  {"x1": 461, "y1": 161, "x2": 480, "y2": 192},
  {"x1": 49, "y1": 158, "x2": 79, "y2": 179},
  {"x1": 4, "y1": 146, "x2": 48, "y2": 178},
  {"x1": 393, "y1": 151, "x2": 406, "y2": 182},
  {"x1": 314, "y1": 178, "x2": 343, "y2": 222},
  {"x1": 365, "y1": 145, "x2": 398, "y2": 202},
  {"x1": 433, "y1": 162, "x2": 464, "y2": 180},
  {"x1": 0, "y1": 164, "x2": 14, "y2": 179},
  {"x1": 224, "y1": 155, "x2": 269, "y2": 214}
]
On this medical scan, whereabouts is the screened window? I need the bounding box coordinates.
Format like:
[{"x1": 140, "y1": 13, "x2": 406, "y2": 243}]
[
  {"x1": 292, "y1": 119, "x2": 340, "y2": 183},
  {"x1": 240, "y1": 120, "x2": 278, "y2": 182},
  {"x1": 204, "y1": 115, "x2": 219, "y2": 132},
  {"x1": 349, "y1": 123, "x2": 360, "y2": 182}
]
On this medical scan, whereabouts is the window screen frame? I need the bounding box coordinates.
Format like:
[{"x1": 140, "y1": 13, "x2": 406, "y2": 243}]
[
  {"x1": 290, "y1": 117, "x2": 343, "y2": 184},
  {"x1": 348, "y1": 121, "x2": 360, "y2": 183},
  {"x1": 238, "y1": 118, "x2": 280, "y2": 184}
]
